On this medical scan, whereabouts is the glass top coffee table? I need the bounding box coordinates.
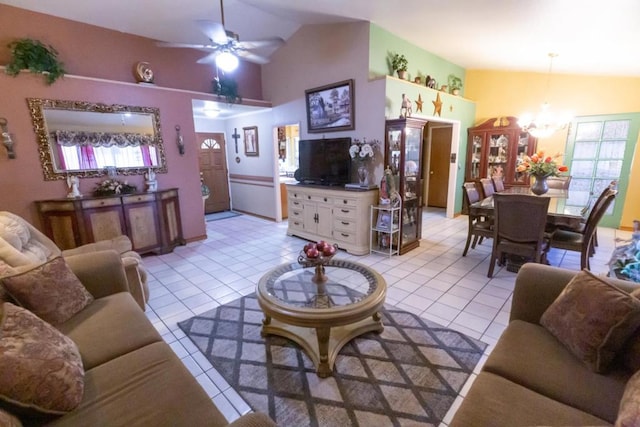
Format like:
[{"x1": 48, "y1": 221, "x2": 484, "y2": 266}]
[{"x1": 256, "y1": 259, "x2": 387, "y2": 377}]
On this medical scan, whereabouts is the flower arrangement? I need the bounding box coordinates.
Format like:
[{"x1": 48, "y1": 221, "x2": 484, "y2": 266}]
[
  {"x1": 349, "y1": 138, "x2": 379, "y2": 163},
  {"x1": 516, "y1": 150, "x2": 569, "y2": 177},
  {"x1": 94, "y1": 179, "x2": 137, "y2": 196}
]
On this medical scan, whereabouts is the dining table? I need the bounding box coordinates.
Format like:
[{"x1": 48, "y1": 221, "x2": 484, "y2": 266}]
[{"x1": 469, "y1": 186, "x2": 585, "y2": 230}]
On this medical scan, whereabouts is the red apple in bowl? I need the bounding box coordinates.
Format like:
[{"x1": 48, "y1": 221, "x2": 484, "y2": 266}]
[
  {"x1": 305, "y1": 247, "x2": 319, "y2": 258},
  {"x1": 304, "y1": 242, "x2": 316, "y2": 252},
  {"x1": 322, "y1": 244, "x2": 336, "y2": 257},
  {"x1": 315, "y1": 240, "x2": 327, "y2": 251}
]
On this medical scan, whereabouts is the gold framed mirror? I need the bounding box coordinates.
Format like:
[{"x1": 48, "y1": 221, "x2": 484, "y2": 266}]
[{"x1": 27, "y1": 98, "x2": 167, "y2": 180}]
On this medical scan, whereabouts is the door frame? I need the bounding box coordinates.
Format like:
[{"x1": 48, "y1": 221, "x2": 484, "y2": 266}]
[{"x1": 272, "y1": 122, "x2": 301, "y2": 222}]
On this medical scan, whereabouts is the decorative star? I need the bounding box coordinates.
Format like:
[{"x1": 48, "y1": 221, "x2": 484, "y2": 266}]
[
  {"x1": 432, "y1": 93, "x2": 443, "y2": 117},
  {"x1": 415, "y1": 94, "x2": 423, "y2": 113}
]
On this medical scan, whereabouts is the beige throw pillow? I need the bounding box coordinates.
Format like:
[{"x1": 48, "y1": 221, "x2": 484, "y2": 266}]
[
  {"x1": 0, "y1": 302, "x2": 84, "y2": 415},
  {"x1": 541, "y1": 270, "x2": 640, "y2": 373},
  {"x1": 616, "y1": 369, "x2": 640, "y2": 427},
  {"x1": 0, "y1": 257, "x2": 93, "y2": 325}
]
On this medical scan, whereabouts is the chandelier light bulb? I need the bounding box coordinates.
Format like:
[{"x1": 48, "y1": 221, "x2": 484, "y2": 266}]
[{"x1": 216, "y1": 51, "x2": 239, "y2": 72}]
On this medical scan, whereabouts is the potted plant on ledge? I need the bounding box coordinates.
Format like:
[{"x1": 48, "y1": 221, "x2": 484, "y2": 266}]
[
  {"x1": 391, "y1": 53, "x2": 409, "y2": 80},
  {"x1": 5, "y1": 38, "x2": 66, "y2": 85},
  {"x1": 448, "y1": 74, "x2": 463, "y2": 96}
]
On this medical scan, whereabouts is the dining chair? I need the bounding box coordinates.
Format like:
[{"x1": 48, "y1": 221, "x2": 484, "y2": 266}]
[
  {"x1": 487, "y1": 193, "x2": 550, "y2": 278},
  {"x1": 546, "y1": 175, "x2": 572, "y2": 190},
  {"x1": 479, "y1": 178, "x2": 495, "y2": 199},
  {"x1": 548, "y1": 188, "x2": 617, "y2": 270},
  {"x1": 491, "y1": 176, "x2": 506, "y2": 192},
  {"x1": 462, "y1": 182, "x2": 493, "y2": 256}
]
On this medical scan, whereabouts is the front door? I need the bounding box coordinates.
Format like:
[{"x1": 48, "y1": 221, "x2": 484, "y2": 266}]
[
  {"x1": 198, "y1": 133, "x2": 230, "y2": 213},
  {"x1": 427, "y1": 126, "x2": 452, "y2": 208}
]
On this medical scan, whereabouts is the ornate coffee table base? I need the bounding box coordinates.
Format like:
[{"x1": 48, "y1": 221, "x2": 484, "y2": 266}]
[{"x1": 261, "y1": 313, "x2": 384, "y2": 378}]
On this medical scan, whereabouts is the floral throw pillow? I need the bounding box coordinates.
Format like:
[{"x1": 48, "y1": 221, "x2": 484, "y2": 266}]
[
  {"x1": 541, "y1": 270, "x2": 640, "y2": 373},
  {"x1": 0, "y1": 302, "x2": 84, "y2": 415},
  {"x1": 0, "y1": 257, "x2": 93, "y2": 325}
]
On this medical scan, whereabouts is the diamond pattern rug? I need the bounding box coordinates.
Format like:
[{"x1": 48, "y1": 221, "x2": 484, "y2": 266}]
[{"x1": 178, "y1": 293, "x2": 487, "y2": 426}]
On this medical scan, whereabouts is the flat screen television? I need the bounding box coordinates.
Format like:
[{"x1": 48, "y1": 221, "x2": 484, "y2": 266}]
[{"x1": 298, "y1": 137, "x2": 352, "y2": 186}]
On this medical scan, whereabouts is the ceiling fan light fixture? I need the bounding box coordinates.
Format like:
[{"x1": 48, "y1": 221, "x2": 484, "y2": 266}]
[{"x1": 216, "y1": 50, "x2": 239, "y2": 72}]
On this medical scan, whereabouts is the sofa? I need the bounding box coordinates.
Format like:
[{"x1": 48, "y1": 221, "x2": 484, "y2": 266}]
[
  {"x1": 450, "y1": 263, "x2": 640, "y2": 426},
  {"x1": 0, "y1": 250, "x2": 275, "y2": 427},
  {"x1": 0, "y1": 211, "x2": 149, "y2": 310}
]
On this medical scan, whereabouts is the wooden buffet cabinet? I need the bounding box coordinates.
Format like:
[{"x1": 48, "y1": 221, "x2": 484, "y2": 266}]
[
  {"x1": 286, "y1": 184, "x2": 377, "y2": 255},
  {"x1": 36, "y1": 188, "x2": 185, "y2": 255}
]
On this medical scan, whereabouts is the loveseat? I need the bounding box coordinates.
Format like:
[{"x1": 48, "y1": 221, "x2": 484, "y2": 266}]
[
  {"x1": 450, "y1": 263, "x2": 640, "y2": 426},
  {"x1": 0, "y1": 250, "x2": 275, "y2": 427}
]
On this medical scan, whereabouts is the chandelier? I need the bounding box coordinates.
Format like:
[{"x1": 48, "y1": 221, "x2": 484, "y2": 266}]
[{"x1": 518, "y1": 53, "x2": 572, "y2": 138}]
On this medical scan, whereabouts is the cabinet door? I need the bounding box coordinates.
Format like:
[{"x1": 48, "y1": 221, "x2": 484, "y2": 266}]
[
  {"x1": 303, "y1": 201, "x2": 318, "y2": 234},
  {"x1": 400, "y1": 125, "x2": 423, "y2": 250},
  {"x1": 485, "y1": 132, "x2": 510, "y2": 180},
  {"x1": 123, "y1": 199, "x2": 161, "y2": 253},
  {"x1": 512, "y1": 131, "x2": 535, "y2": 185},
  {"x1": 81, "y1": 198, "x2": 126, "y2": 243},
  {"x1": 317, "y1": 204, "x2": 332, "y2": 239},
  {"x1": 468, "y1": 134, "x2": 483, "y2": 180}
]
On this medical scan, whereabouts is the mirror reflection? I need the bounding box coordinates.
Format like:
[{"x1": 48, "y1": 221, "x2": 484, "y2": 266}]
[{"x1": 28, "y1": 98, "x2": 167, "y2": 180}]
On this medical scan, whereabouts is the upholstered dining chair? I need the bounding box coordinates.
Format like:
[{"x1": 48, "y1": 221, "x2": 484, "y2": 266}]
[
  {"x1": 546, "y1": 175, "x2": 572, "y2": 190},
  {"x1": 548, "y1": 188, "x2": 617, "y2": 270},
  {"x1": 462, "y1": 182, "x2": 493, "y2": 256},
  {"x1": 491, "y1": 176, "x2": 506, "y2": 192},
  {"x1": 0, "y1": 211, "x2": 149, "y2": 310},
  {"x1": 479, "y1": 178, "x2": 495, "y2": 199},
  {"x1": 487, "y1": 193, "x2": 550, "y2": 278}
]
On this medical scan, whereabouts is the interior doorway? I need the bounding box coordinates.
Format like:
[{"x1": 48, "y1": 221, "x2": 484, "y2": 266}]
[
  {"x1": 198, "y1": 133, "x2": 230, "y2": 213},
  {"x1": 274, "y1": 123, "x2": 300, "y2": 222},
  {"x1": 425, "y1": 124, "x2": 453, "y2": 208}
]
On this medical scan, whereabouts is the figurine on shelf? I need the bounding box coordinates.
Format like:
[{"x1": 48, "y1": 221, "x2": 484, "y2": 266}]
[
  {"x1": 400, "y1": 94, "x2": 412, "y2": 118},
  {"x1": 66, "y1": 175, "x2": 81, "y2": 198}
]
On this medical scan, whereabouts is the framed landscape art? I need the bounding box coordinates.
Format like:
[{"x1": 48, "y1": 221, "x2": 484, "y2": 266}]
[{"x1": 305, "y1": 79, "x2": 355, "y2": 133}]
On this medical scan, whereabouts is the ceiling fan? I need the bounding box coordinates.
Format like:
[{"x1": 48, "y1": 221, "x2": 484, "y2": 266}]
[{"x1": 157, "y1": 0, "x2": 284, "y2": 71}]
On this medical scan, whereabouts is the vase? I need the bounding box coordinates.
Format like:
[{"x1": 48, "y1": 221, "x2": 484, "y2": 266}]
[
  {"x1": 530, "y1": 174, "x2": 549, "y2": 195},
  {"x1": 357, "y1": 165, "x2": 368, "y2": 186}
]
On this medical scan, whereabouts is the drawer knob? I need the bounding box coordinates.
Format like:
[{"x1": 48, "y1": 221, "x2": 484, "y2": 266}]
[
  {"x1": 341, "y1": 209, "x2": 349, "y2": 213},
  {"x1": 341, "y1": 233, "x2": 349, "y2": 237},
  {"x1": 308, "y1": 195, "x2": 311, "y2": 200},
  {"x1": 324, "y1": 197, "x2": 327, "y2": 202},
  {"x1": 343, "y1": 200, "x2": 347, "y2": 204},
  {"x1": 342, "y1": 221, "x2": 349, "y2": 225}
]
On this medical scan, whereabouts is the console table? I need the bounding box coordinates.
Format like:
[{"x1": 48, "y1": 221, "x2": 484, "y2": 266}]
[{"x1": 36, "y1": 188, "x2": 185, "y2": 254}]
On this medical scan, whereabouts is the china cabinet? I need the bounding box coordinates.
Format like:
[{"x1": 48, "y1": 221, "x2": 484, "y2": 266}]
[
  {"x1": 36, "y1": 188, "x2": 184, "y2": 254},
  {"x1": 466, "y1": 116, "x2": 537, "y2": 187},
  {"x1": 384, "y1": 117, "x2": 426, "y2": 254}
]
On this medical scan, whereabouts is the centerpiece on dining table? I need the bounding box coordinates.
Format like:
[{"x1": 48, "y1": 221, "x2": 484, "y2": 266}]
[
  {"x1": 516, "y1": 150, "x2": 569, "y2": 195},
  {"x1": 298, "y1": 240, "x2": 338, "y2": 283}
]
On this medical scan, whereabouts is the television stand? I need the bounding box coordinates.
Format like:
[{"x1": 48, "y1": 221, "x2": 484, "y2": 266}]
[{"x1": 285, "y1": 183, "x2": 378, "y2": 255}]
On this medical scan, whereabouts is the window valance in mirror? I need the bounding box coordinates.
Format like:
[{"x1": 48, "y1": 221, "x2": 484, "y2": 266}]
[{"x1": 28, "y1": 98, "x2": 167, "y2": 181}]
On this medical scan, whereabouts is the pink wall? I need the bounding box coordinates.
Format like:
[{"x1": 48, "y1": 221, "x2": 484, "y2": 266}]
[{"x1": 0, "y1": 4, "x2": 264, "y2": 242}]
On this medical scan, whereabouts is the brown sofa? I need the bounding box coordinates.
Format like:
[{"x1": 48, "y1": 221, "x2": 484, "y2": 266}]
[
  {"x1": 450, "y1": 263, "x2": 639, "y2": 426},
  {"x1": 2, "y1": 250, "x2": 275, "y2": 427}
]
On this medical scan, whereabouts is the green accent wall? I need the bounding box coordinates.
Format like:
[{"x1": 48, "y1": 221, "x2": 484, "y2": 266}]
[{"x1": 369, "y1": 24, "x2": 466, "y2": 97}]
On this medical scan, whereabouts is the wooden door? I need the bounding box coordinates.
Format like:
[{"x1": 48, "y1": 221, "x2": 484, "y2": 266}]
[
  {"x1": 198, "y1": 133, "x2": 230, "y2": 213},
  {"x1": 427, "y1": 126, "x2": 452, "y2": 208}
]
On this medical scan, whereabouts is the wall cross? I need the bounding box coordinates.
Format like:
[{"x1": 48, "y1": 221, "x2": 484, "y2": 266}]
[{"x1": 231, "y1": 128, "x2": 241, "y2": 154}]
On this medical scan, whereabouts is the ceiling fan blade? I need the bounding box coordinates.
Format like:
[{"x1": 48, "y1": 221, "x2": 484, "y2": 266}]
[
  {"x1": 196, "y1": 20, "x2": 228, "y2": 44},
  {"x1": 196, "y1": 52, "x2": 219, "y2": 64},
  {"x1": 236, "y1": 50, "x2": 270, "y2": 65},
  {"x1": 157, "y1": 41, "x2": 216, "y2": 49},
  {"x1": 237, "y1": 37, "x2": 285, "y2": 50}
]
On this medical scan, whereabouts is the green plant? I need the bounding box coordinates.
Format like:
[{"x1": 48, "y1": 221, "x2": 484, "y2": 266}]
[
  {"x1": 212, "y1": 75, "x2": 241, "y2": 104},
  {"x1": 5, "y1": 38, "x2": 66, "y2": 85},
  {"x1": 391, "y1": 53, "x2": 408, "y2": 72},
  {"x1": 448, "y1": 74, "x2": 463, "y2": 91}
]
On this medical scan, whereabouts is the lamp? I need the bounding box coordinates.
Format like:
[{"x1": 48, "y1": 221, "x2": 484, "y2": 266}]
[
  {"x1": 518, "y1": 53, "x2": 572, "y2": 138},
  {"x1": 216, "y1": 50, "x2": 239, "y2": 72}
]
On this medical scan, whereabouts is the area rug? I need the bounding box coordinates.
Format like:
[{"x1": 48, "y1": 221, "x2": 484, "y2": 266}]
[
  {"x1": 205, "y1": 210, "x2": 241, "y2": 222},
  {"x1": 178, "y1": 294, "x2": 487, "y2": 426}
]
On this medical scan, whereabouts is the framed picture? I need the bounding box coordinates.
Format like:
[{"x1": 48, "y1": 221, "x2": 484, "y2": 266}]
[
  {"x1": 243, "y1": 126, "x2": 259, "y2": 156},
  {"x1": 305, "y1": 79, "x2": 355, "y2": 133}
]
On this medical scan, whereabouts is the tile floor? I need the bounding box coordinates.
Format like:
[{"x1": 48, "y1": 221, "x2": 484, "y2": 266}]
[{"x1": 143, "y1": 208, "x2": 630, "y2": 426}]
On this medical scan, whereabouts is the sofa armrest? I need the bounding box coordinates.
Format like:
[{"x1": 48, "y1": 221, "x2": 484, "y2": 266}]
[
  {"x1": 226, "y1": 412, "x2": 277, "y2": 427},
  {"x1": 509, "y1": 263, "x2": 578, "y2": 324},
  {"x1": 63, "y1": 250, "x2": 130, "y2": 299},
  {"x1": 61, "y1": 235, "x2": 133, "y2": 257}
]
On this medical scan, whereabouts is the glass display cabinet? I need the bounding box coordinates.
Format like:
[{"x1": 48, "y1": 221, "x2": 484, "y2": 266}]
[
  {"x1": 384, "y1": 117, "x2": 426, "y2": 255},
  {"x1": 466, "y1": 116, "x2": 537, "y2": 187}
]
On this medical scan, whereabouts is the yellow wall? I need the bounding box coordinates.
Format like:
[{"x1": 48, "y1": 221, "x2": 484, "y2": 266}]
[{"x1": 466, "y1": 70, "x2": 640, "y2": 229}]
